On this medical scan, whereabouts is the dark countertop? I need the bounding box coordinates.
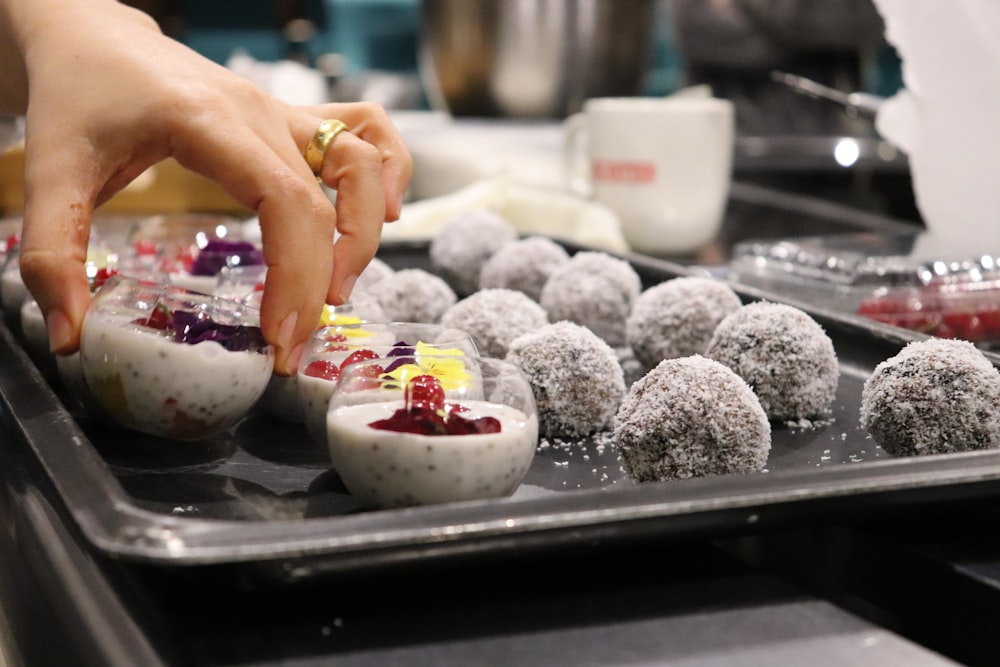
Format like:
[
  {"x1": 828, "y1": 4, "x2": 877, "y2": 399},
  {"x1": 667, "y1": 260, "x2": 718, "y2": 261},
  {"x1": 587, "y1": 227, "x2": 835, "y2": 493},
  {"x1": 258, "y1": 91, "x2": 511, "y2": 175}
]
[{"x1": 2, "y1": 182, "x2": 997, "y2": 667}]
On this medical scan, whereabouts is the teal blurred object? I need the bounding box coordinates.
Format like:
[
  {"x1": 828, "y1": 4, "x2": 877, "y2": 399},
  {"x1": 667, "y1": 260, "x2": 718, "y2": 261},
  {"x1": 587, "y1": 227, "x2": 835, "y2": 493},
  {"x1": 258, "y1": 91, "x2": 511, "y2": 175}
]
[
  {"x1": 174, "y1": 0, "x2": 418, "y2": 73},
  {"x1": 322, "y1": 0, "x2": 419, "y2": 73}
]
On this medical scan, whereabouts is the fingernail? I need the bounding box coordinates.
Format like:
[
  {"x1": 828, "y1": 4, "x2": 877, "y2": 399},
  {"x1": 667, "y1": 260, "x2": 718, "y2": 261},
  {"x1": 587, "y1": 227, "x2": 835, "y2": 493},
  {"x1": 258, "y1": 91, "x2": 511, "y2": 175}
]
[
  {"x1": 338, "y1": 274, "x2": 358, "y2": 304},
  {"x1": 277, "y1": 309, "x2": 299, "y2": 352},
  {"x1": 46, "y1": 309, "x2": 72, "y2": 353}
]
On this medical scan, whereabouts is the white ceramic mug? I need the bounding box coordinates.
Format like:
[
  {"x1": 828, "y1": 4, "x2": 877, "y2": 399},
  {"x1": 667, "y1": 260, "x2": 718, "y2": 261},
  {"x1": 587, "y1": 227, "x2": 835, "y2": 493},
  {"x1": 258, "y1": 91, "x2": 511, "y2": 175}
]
[{"x1": 564, "y1": 96, "x2": 735, "y2": 255}]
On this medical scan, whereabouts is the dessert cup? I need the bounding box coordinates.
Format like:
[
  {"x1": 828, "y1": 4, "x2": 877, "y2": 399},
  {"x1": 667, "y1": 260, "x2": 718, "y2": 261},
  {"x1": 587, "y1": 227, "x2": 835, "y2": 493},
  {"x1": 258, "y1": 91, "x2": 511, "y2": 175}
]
[
  {"x1": 326, "y1": 356, "x2": 538, "y2": 509},
  {"x1": 79, "y1": 276, "x2": 273, "y2": 440},
  {"x1": 297, "y1": 321, "x2": 479, "y2": 443}
]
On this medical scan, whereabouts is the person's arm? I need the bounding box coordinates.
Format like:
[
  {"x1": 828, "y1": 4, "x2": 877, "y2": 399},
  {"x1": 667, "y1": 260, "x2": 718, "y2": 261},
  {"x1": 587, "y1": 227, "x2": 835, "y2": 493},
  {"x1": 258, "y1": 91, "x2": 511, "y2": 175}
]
[{"x1": 0, "y1": 0, "x2": 411, "y2": 375}]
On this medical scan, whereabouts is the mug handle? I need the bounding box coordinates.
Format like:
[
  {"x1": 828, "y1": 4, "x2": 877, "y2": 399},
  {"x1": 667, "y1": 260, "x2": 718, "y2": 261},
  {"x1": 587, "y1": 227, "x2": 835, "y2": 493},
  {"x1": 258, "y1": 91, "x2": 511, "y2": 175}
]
[{"x1": 562, "y1": 112, "x2": 592, "y2": 198}]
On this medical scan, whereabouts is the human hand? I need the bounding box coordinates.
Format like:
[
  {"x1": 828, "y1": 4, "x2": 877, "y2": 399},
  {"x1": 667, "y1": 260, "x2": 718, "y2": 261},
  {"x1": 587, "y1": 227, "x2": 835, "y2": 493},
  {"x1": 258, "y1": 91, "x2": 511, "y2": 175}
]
[{"x1": 4, "y1": 0, "x2": 411, "y2": 375}]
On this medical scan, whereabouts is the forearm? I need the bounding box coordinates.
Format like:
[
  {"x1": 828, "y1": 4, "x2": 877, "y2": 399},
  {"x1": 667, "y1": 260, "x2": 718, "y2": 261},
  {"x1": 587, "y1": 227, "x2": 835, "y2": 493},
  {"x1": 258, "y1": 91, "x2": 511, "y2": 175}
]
[{"x1": 0, "y1": 0, "x2": 159, "y2": 114}]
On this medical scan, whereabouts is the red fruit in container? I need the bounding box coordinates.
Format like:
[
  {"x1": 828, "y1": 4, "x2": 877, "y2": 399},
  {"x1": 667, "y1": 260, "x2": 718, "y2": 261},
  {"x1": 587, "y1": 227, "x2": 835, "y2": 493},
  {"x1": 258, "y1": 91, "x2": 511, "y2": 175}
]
[
  {"x1": 134, "y1": 239, "x2": 158, "y2": 256},
  {"x1": 979, "y1": 307, "x2": 1000, "y2": 338},
  {"x1": 340, "y1": 348, "x2": 380, "y2": 371},
  {"x1": 354, "y1": 361, "x2": 385, "y2": 390},
  {"x1": 323, "y1": 332, "x2": 349, "y2": 351},
  {"x1": 406, "y1": 374, "x2": 446, "y2": 412},
  {"x1": 93, "y1": 266, "x2": 119, "y2": 289},
  {"x1": 137, "y1": 304, "x2": 173, "y2": 331},
  {"x1": 303, "y1": 359, "x2": 341, "y2": 381}
]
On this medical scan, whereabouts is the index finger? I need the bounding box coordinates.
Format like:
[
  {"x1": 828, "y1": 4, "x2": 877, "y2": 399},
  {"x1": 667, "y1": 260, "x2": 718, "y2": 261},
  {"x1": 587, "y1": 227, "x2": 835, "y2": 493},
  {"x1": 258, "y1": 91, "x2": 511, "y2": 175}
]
[{"x1": 170, "y1": 116, "x2": 335, "y2": 376}]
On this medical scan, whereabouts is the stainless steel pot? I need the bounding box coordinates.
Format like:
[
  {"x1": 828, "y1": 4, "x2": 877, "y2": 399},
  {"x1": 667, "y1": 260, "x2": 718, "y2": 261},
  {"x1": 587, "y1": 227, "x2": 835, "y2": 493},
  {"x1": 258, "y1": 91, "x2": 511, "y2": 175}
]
[{"x1": 418, "y1": 0, "x2": 656, "y2": 119}]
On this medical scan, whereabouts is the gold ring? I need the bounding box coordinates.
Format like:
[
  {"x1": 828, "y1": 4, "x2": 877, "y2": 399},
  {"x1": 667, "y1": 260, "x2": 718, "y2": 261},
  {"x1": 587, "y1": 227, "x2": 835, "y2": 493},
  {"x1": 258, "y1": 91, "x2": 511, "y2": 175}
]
[{"x1": 304, "y1": 119, "x2": 349, "y2": 176}]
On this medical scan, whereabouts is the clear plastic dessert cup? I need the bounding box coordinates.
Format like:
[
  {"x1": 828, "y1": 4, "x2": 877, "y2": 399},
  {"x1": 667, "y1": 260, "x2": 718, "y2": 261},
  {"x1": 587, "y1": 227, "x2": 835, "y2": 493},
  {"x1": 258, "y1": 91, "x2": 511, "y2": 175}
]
[
  {"x1": 254, "y1": 297, "x2": 389, "y2": 423},
  {"x1": 296, "y1": 321, "x2": 479, "y2": 444},
  {"x1": 19, "y1": 297, "x2": 56, "y2": 380},
  {"x1": 326, "y1": 355, "x2": 538, "y2": 509},
  {"x1": 78, "y1": 275, "x2": 273, "y2": 441}
]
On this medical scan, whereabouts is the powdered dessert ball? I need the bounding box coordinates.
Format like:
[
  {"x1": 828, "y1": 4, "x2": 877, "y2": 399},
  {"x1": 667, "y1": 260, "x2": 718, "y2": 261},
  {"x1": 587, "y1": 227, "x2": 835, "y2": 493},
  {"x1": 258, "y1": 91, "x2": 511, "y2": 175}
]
[
  {"x1": 429, "y1": 208, "x2": 518, "y2": 296},
  {"x1": 614, "y1": 355, "x2": 771, "y2": 481},
  {"x1": 705, "y1": 301, "x2": 838, "y2": 421},
  {"x1": 440, "y1": 288, "x2": 548, "y2": 358},
  {"x1": 539, "y1": 251, "x2": 642, "y2": 347},
  {"x1": 505, "y1": 321, "x2": 625, "y2": 438},
  {"x1": 860, "y1": 338, "x2": 1000, "y2": 457},
  {"x1": 354, "y1": 256, "x2": 394, "y2": 294},
  {"x1": 626, "y1": 276, "x2": 742, "y2": 369},
  {"x1": 368, "y1": 268, "x2": 457, "y2": 323},
  {"x1": 479, "y1": 236, "x2": 570, "y2": 301}
]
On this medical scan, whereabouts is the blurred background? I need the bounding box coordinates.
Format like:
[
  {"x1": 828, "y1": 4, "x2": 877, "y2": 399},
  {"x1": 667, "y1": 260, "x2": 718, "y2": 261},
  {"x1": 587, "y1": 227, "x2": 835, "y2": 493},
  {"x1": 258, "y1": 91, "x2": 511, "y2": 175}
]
[
  {"x1": 123, "y1": 0, "x2": 914, "y2": 219},
  {"x1": 0, "y1": 1, "x2": 915, "y2": 220}
]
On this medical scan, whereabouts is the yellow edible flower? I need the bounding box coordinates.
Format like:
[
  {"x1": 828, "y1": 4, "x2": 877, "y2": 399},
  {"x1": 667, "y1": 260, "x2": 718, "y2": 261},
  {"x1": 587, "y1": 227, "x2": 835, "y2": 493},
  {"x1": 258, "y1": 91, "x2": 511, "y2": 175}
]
[
  {"x1": 384, "y1": 341, "x2": 470, "y2": 391},
  {"x1": 317, "y1": 306, "x2": 363, "y2": 329}
]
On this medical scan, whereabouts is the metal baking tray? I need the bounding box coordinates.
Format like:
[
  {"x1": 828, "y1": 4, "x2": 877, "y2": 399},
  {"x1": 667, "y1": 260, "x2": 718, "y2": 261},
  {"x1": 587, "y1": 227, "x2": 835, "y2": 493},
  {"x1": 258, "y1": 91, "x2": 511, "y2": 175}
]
[{"x1": 5, "y1": 237, "x2": 1000, "y2": 581}]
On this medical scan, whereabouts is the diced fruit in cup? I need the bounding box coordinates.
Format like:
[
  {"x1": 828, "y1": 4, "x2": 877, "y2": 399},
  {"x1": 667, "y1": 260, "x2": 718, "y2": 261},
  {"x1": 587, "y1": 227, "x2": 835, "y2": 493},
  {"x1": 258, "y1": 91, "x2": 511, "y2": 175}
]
[
  {"x1": 135, "y1": 304, "x2": 173, "y2": 331},
  {"x1": 857, "y1": 288, "x2": 1000, "y2": 344}
]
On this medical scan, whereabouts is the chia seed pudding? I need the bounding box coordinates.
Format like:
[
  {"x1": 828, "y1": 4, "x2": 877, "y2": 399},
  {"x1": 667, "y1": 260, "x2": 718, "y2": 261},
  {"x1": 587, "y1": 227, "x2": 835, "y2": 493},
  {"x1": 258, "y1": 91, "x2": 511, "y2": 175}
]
[
  {"x1": 327, "y1": 399, "x2": 538, "y2": 509},
  {"x1": 79, "y1": 277, "x2": 273, "y2": 440}
]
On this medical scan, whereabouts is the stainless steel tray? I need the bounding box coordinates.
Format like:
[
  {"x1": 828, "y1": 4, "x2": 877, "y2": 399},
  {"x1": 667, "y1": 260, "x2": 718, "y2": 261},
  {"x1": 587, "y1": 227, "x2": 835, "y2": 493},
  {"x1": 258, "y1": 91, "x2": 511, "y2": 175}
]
[{"x1": 5, "y1": 237, "x2": 1000, "y2": 581}]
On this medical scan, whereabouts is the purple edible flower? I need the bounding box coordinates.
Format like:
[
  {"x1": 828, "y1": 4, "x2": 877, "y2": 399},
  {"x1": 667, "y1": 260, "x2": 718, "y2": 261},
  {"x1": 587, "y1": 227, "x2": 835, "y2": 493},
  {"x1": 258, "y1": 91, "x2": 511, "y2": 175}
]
[
  {"x1": 189, "y1": 239, "x2": 264, "y2": 276},
  {"x1": 172, "y1": 310, "x2": 268, "y2": 352},
  {"x1": 384, "y1": 340, "x2": 415, "y2": 372}
]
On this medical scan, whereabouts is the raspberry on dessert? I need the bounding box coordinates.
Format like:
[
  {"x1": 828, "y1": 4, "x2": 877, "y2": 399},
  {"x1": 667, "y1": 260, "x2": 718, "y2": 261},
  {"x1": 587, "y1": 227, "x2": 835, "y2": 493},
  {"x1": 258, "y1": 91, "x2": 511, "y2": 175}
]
[
  {"x1": 405, "y1": 374, "x2": 445, "y2": 412},
  {"x1": 93, "y1": 266, "x2": 119, "y2": 289},
  {"x1": 303, "y1": 359, "x2": 341, "y2": 381},
  {"x1": 340, "y1": 348, "x2": 381, "y2": 371},
  {"x1": 134, "y1": 239, "x2": 158, "y2": 256}
]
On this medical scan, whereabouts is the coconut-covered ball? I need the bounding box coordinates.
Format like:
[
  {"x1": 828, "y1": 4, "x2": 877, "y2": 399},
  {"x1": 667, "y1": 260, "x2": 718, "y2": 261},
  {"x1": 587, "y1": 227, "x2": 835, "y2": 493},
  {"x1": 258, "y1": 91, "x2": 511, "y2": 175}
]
[
  {"x1": 626, "y1": 276, "x2": 742, "y2": 369},
  {"x1": 506, "y1": 321, "x2": 625, "y2": 439},
  {"x1": 440, "y1": 288, "x2": 548, "y2": 358},
  {"x1": 705, "y1": 301, "x2": 838, "y2": 421},
  {"x1": 429, "y1": 208, "x2": 518, "y2": 296},
  {"x1": 479, "y1": 236, "x2": 570, "y2": 301},
  {"x1": 354, "y1": 256, "x2": 394, "y2": 294},
  {"x1": 539, "y1": 251, "x2": 641, "y2": 347},
  {"x1": 614, "y1": 355, "x2": 771, "y2": 481},
  {"x1": 368, "y1": 268, "x2": 457, "y2": 323},
  {"x1": 860, "y1": 338, "x2": 1000, "y2": 457}
]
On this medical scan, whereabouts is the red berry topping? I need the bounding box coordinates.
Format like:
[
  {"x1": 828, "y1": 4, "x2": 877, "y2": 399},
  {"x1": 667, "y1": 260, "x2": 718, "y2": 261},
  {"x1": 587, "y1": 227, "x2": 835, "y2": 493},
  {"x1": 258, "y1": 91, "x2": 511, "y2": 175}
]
[
  {"x1": 353, "y1": 361, "x2": 385, "y2": 389},
  {"x1": 93, "y1": 266, "x2": 119, "y2": 289},
  {"x1": 303, "y1": 359, "x2": 341, "y2": 381},
  {"x1": 134, "y1": 239, "x2": 158, "y2": 256},
  {"x1": 369, "y1": 406, "x2": 501, "y2": 436},
  {"x1": 405, "y1": 374, "x2": 445, "y2": 412},
  {"x1": 323, "y1": 332, "x2": 349, "y2": 352},
  {"x1": 340, "y1": 348, "x2": 380, "y2": 371}
]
